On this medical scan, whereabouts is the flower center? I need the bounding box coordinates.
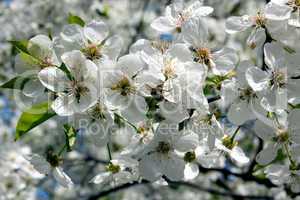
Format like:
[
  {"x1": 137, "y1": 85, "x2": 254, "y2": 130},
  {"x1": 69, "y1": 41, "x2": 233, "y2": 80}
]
[
  {"x1": 198, "y1": 114, "x2": 213, "y2": 126},
  {"x1": 72, "y1": 82, "x2": 89, "y2": 103},
  {"x1": 156, "y1": 141, "x2": 171, "y2": 154},
  {"x1": 276, "y1": 129, "x2": 289, "y2": 143},
  {"x1": 222, "y1": 135, "x2": 237, "y2": 150},
  {"x1": 137, "y1": 125, "x2": 149, "y2": 135},
  {"x1": 271, "y1": 70, "x2": 286, "y2": 88},
  {"x1": 111, "y1": 76, "x2": 135, "y2": 96},
  {"x1": 82, "y1": 44, "x2": 102, "y2": 60},
  {"x1": 238, "y1": 87, "x2": 257, "y2": 101},
  {"x1": 137, "y1": 123, "x2": 153, "y2": 143},
  {"x1": 184, "y1": 151, "x2": 196, "y2": 163},
  {"x1": 163, "y1": 59, "x2": 176, "y2": 79},
  {"x1": 175, "y1": 13, "x2": 188, "y2": 32},
  {"x1": 5, "y1": 181, "x2": 14, "y2": 189},
  {"x1": 46, "y1": 152, "x2": 61, "y2": 167},
  {"x1": 254, "y1": 12, "x2": 266, "y2": 27},
  {"x1": 151, "y1": 40, "x2": 170, "y2": 54},
  {"x1": 87, "y1": 102, "x2": 106, "y2": 120},
  {"x1": 40, "y1": 56, "x2": 54, "y2": 69},
  {"x1": 288, "y1": 0, "x2": 300, "y2": 8},
  {"x1": 194, "y1": 47, "x2": 212, "y2": 67},
  {"x1": 106, "y1": 163, "x2": 120, "y2": 174}
]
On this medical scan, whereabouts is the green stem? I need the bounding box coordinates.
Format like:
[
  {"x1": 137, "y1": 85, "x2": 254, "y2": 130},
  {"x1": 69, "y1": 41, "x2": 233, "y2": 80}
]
[
  {"x1": 284, "y1": 143, "x2": 296, "y2": 168},
  {"x1": 115, "y1": 113, "x2": 138, "y2": 131},
  {"x1": 231, "y1": 126, "x2": 241, "y2": 141},
  {"x1": 107, "y1": 143, "x2": 112, "y2": 160},
  {"x1": 58, "y1": 144, "x2": 67, "y2": 156}
]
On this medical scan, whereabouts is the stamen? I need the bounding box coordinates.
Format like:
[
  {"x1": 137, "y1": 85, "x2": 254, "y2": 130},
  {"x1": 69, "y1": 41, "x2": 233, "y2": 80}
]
[
  {"x1": 111, "y1": 76, "x2": 135, "y2": 96},
  {"x1": 156, "y1": 141, "x2": 171, "y2": 154}
]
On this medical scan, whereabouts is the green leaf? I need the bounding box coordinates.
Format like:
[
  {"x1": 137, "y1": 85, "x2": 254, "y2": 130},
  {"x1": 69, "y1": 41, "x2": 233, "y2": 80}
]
[
  {"x1": 0, "y1": 75, "x2": 32, "y2": 90},
  {"x1": 58, "y1": 63, "x2": 73, "y2": 81},
  {"x1": 67, "y1": 13, "x2": 85, "y2": 27},
  {"x1": 288, "y1": 103, "x2": 300, "y2": 109},
  {"x1": 19, "y1": 52, "x2": 41, "y2": 66},
  {"x1": 15, "y1": 102, "x2": 56, "y2": 140},
  {"x1": 283, "y1": 46, "x2": 296, "y2": 54},
  {"x1": 9, "y1": 40, "x2": 29, "y2": 54},
  {"x1": 63, "y1": 124, "x2": 77, "y2": 152},
  {"x1": 95, "y1": 4, "x2": 110, "y2": 18}
]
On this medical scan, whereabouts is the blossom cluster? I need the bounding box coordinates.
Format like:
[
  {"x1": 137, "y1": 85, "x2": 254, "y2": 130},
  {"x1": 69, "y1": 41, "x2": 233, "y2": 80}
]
[{"x1": 2, "y1": 0, "x2": 300, "y2": 199}]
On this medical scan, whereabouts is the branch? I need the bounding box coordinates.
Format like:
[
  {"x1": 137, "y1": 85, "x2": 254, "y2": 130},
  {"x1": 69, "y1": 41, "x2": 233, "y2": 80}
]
[
  {"x1": 88, "y1": 181, "x2": 148, "y2": 200},
  {"x1": 198, "y1": 165, "x2": 276, "y2": 188},
  {"x1": 246, "y1": 137, "x2": 263, "y2": 175},
  {"x1": 208, "y1": 95, "x2": 221, "y2": 103},
  {"x1": 88, "y1": 178, "x2": 274, "y2": 200},
  {"x1": 167, "y1": 179, "x2": 274, "y2": 200}
]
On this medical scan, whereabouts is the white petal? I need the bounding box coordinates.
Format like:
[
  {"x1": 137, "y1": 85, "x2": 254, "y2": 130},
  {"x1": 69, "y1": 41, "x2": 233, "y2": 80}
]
[
  {"x1": 264, "y1": 42, "x2": 285, "y2": 70},
  {"x1": 83, "y1": 20, "x2": 109, "y2": 44},
  {"x1": 120, "y1": 95, "x2": 148, "y2": 124},
  {"x1": 167, "y1": 43, "x2": 193, "y2": 62},
  {"x1": 227, "y1": 100, "x2": 255, "y2": 125},
  {"x1": 184, "y1": 163, "x2": 199, "y2": 180},
  {"x1": 212, "y1": 47, "x2": 238, "y2": 76},
  {"x1": 182, "y1": 17, "x2": 208, "y2": 47},
  {"x1": 151, "y1": 17, "x2": 174, "y2": 33},
  {"x1": 207, "y1": 133, "x2": 216, "y2": 151},
  {"x1": 236, "y1": 60, "x2": 255, "y2": 86},
  {"x1": 26, "y1": 154, "x2": 51, "y2": 175},
  {"x1": 139, "y1": 154, "x2": 162, "y2": 182},
  {"x1": 288, "y1": 18, "x2": 300, "y2": 27},
  {"x1": 225, "y1": 16, "x2": 252, "y2": 34},
  {"x1": 22, "y1": 78, "x2": 45, "y2": 97},
  {"x1": 90, "y1": 172, "x2": 111, "y2": 184},
  {"x1": 256, "y1": 144, "x2": 279, "y2": 165},
  {"x1": 28, "y1": 34, "x2": 53, "y2": 60},
  {"x1": 159, "y1": 101, "x2": 189, "y2": 123},
  {"x1": 51, "y1": 95, "x2": 76, "y2": 116},
  {"x1": 221, "y1": 79, "x2": 239, "y2": 108},
  {"x1": 161, "y1": 154, "x2": 185, "y2": 181},
  {"x1": 193, "y1": 6, "x2": 214, "y2": 17},
  {"x1": 162, "y1": 79, "x2": 181, "y2": 103},
  {"x1": 61, "y1": 50, "x2": 87, "y2": 79},
  {"x1": 247, "y1": 28, "x2": 266, "y2": 50},
  {"x1": 254, "y1": 120, "x2": 275, "y2": 141},
  {"x1": 265, "y1": 2, "x2": 292, "y2": 20},
  {"x1": 288, "y1": 109, "x2": 300, "y2": 132},
  {"x1": 230, "y1": 146, "x2": 250, "y2": 166},
  {"x1": 38, "y1": 67, "x2": 70, "y2": 92},
  {"x1": 250, "y1": 99, "x2": 274, "y2": 128},
  {"x1": 174, "y1": 131, "x2": 199, "y2": 152},
  {"x1": 102, "y1": 35, "x2": 123, "y2": 60},
  {"x1": 246, "y1": 67, "x2": 270, "y2": 92},
  {"x1": 129, "y1": 39, "x2": 155, "y2": 54},
  {"x1": 264, "y1": 164, "x2": 290, "y2": 185},
  {"x1": 53, "y1": 167, "x2": 74, "y2": 188},
  {"x1": 60, "y1": 24, "x2": 84, "y2": 47},
  {"x1": 117, "y1": 54, "x2": 144, "y2": 78}
]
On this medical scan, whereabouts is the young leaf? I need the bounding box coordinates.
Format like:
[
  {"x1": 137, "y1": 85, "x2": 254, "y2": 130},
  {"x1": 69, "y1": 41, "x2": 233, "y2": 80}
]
[
  {"x1": 15, "y1": 102, "x2": 56, "y2": 140},
  {"x1": 19, "y1": 52, "x2": 41, "y2": 67},
  {"x1": 9, "y1": 40, "x2": 29, "y2": 54},
  {"x1": 63, "y1": 124, "x2": 77, "y2": 152},
  {"x1": 0, "y1": 75, "x2": 33, "y2": 90},
  {"x1": 67, "y1": 13, "x2": 85, "y2": 27}
]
